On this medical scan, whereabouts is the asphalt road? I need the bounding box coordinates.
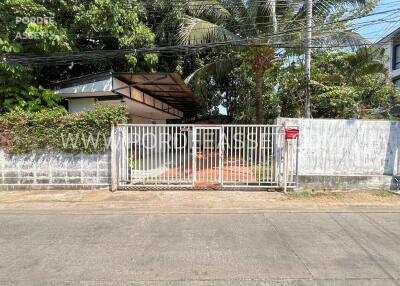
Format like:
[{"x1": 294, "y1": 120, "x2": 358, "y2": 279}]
[{"x1": 1, "y1": 208, "x2": 400, "y2": 286}]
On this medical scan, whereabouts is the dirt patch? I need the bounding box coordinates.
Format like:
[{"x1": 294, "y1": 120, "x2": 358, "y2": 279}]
[
  {"x1": 287, "y1": 191, "x2": 399, "y2": 204},
  {"x1": 0, "y1": 190, "x2": 399, "y2": 211}
]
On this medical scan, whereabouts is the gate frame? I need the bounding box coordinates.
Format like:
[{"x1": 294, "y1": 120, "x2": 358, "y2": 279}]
[{"x1": 111, "y1": 123, "x2": 298, "y2": 191}]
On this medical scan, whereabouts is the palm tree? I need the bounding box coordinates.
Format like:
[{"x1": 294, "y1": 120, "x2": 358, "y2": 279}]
[{"x1": 177, "y1": 0, "x2": 369, "y2": 123}]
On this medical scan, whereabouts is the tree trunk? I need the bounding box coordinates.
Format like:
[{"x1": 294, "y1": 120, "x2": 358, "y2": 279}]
[
  {"x1": 255, "y1": 71, "x2": 264, "y2": 124},
  {"x1": 252, "y1": 48, "x2": 274, "y2": 124}
]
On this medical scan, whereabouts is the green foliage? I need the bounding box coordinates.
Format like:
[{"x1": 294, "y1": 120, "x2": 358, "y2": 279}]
[
  {"x1": 0, "y1": 0, "x2": 158, "y2": 113},
  {"x1": 0, "y1": 62, "x2": 60, "y2": 113},
  {"x1": 0, "y1": 0, "x2": 390, "y2": 123},
  {"x1": 170, "y1": 0, "x2": 375, "y2": 122},
  {"x1": 0, "y1": 105, "x2": 127, "y2": 154},
  {"x1": 0, "y1": 37, "x2": 22, "y2": 53},
  {"x1": 23, "y1": 22, "x2": 72, "y2": 52},
  {"x1": 215, "y1": 47, "x2": 399, "y2": 121},
  {"x1": 275, "y1": 48, "x2": 400, "y2": 119},
  {"x1": 187, "y1": 59, "x2": 258, "y2": 121},
  {"x1": 73, "y1": 0, "x2": 157, "y2": 70}
]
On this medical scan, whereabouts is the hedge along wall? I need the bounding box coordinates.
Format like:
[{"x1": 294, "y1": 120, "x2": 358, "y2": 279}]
[
  {"x1": 0, "y1": 105, "x2": 127, "y2": 190},
  {"x1": 0, "y1": 105, "x2": 127, "y2": 154}
]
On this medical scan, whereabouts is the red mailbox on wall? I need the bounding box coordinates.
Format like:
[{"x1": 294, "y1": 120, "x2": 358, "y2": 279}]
[{"x1": 285, "y1": 128, "x2": 299, "y2": 139}]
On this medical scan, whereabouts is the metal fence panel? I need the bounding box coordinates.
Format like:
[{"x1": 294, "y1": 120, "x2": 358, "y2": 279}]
[{"x1": 113, "y1": 124, "x2": 298, "y2": 189}]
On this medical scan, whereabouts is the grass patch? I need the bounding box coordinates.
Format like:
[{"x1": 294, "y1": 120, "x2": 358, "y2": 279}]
[
  {"x1": 287, "y1": 191, "x2": 337, "y2": 199},
  {"x1": 374, "y1": 191, "x2": 397, "y2": 198}
]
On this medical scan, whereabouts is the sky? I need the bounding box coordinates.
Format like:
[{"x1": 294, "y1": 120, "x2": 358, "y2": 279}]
[{"x1": 355, "y1": 0, "x2": 400, "y2": 42}]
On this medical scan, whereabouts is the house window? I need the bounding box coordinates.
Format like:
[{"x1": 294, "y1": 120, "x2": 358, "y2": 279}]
[{"x1": 394, "y1": 45, "x2": 400, "y2": 70}]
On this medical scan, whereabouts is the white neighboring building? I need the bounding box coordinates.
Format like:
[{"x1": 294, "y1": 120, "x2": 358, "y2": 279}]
[
  {"x1": 53, "y1": 71, "x2": 200, "y2": 123},
  {"x1": 378, "y1": 27, "x2": 400, "y2": 89}
]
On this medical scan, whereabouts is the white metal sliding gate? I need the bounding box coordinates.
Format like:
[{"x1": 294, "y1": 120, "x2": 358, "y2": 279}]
[{"x1": 112, "y1": 124, "x2": 298, "y2": 190}]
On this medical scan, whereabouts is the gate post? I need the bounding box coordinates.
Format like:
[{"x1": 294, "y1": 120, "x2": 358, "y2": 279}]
[
  {"x1": 111, "y1": 125, "x2": 117, "y2": 192},
  {"x1": 282, "y1": 122, "x2": 288, "y2": 193}
]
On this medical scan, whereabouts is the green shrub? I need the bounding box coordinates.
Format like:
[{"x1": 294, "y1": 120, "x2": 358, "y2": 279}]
[{"x1": 0, "y1": 105, "x2": 127, "y2": 154}]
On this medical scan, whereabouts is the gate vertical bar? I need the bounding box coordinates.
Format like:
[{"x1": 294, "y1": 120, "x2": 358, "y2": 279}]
[
  {"x1": 192, "y1": 127, "x2": 196, "y2": 185},
  {"x1": 130, "y1": 126, "x2": 133, "y2": 185},
  {"x1": 258, "y1": 126, "x2": 261, "y2": 183},
  {"x1": 282, "y1": 122, "x2": 288, "y2": 193},
  {"x1": 220, "y1": 126, "x2": 223, "y2": 185},
  {"x1": 179, "y1": 126, "x2": 182, "y2": 184},
  {"x1": 296, "y1": 134, "x2": 299, "y2": 187},
  {"x1": 230, "y1": 127, "x2": 233, "y2": 182},
  {"x1": 211, "y1": 129, "x2": 214, "y2": 182},
  {"x1": 145, "y1": 126, "x2": 148, "y2": 184},
  {"x1": 167, "y1": 125, "x2": 170, "y2": 185},
  {"x1": 163, "y1": 126, "x2": 166, "y2": 183},
  {"x1": 111, "y1": 125, "x2": 117, "y2": 192},
  {"x1": 183, "y1": 127, "x2": 186, "y2": 183},
  {"x1": 246, "y1": 126, "x2": 249, "y2": 186},
  {"x1": 235, "y1": 126, "x2": 238, "y2": 186},
  {"x1": 134, "y1": 126, "x2": 137, "y2": 183}
]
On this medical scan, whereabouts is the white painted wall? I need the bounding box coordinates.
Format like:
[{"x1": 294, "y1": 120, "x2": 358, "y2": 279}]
[
  {"x1": 68, "y1": 98, "x2": 96, "y2": 113},
  {"x1": 0, "y1": 148, "x2": 111, "y2": 187},
  {"x1": 278, "y1": 118, "x2": 400, "y2": 176},
  {"x1": 128, "y1": 115, "x2": 166, "y2": 124}
]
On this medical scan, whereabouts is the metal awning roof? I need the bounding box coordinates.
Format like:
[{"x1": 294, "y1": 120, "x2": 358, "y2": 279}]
[
  {"x1": 53, "y1": 71, "x2": 201, "y2": 114},
  {"x1": 113, "y1": 72, "x2": 200, "y2": 113}
]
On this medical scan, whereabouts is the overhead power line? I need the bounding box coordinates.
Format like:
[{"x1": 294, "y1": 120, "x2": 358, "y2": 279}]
[{"x1": 4, "y1": 7, "x2": 400, "y2": 66}]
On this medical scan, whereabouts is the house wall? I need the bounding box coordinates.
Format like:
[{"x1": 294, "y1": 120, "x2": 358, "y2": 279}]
[
  {"x1": 381, "y1": 34, "x2": 400, "y2": 80},
  {"x1": 68, "y1": 98, "x2": 96, "y2": 113},
  {"x1": 128, "y1": 115, "x2": 166, "y2": 124},
  {"x1": 383, "y1": 41, "x2": 393, "y2": 74},
  {"x1": 0, "y1": 149, "x2": 111, "y2": 190}
]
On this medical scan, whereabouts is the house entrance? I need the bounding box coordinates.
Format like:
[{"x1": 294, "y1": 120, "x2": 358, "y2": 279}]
[{"x1": 111, "y1": 124, "x2": 298, "y2": 190}]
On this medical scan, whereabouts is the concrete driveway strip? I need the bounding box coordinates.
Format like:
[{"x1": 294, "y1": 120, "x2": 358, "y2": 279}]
[{"x1": 0, "y1": 209, "x2": 399, "y2": 286}]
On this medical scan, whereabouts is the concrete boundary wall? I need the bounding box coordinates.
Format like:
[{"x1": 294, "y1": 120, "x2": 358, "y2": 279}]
[
  {"x1": 2, "y1": 118, "x2": 400, "y2": 191},
  {"x1": 278, "y1": 118, "x2": 400, "y2": 190},
  {"x1": 0, "y1": 149, "x2": 111, "y2": 191}
]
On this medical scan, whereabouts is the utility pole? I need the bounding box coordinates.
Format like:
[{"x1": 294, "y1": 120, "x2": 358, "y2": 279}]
[
  {"x1": 271, "y1": 0, "x2": 277, "y2": 34},
  {"x1": 304, "y1": 0, "x2": 312, "y2": 118}
]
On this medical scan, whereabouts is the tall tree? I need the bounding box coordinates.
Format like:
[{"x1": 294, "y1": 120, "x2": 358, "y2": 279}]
[
  {"x1": 176, "y1": 0, "x2": 373, "y2": 123},
  {"x1": 0, "y1": 0, "x2": 157, "y2": 112}
]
